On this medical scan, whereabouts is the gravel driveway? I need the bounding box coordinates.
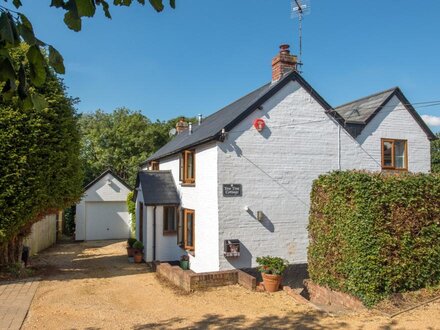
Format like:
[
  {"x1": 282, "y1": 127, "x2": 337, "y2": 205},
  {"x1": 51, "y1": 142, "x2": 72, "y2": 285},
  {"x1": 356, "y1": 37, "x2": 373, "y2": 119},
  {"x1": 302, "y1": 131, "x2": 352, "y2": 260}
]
[{"x1": 21, "y1": 240, "x2": 440, "y2": 329}]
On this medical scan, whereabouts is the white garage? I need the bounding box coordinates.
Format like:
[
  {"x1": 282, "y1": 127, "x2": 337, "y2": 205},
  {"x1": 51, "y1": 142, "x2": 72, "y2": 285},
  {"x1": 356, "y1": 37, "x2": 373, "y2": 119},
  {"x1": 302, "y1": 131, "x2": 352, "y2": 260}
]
[{"x1": 75, "y1": 170, "x2": 132, "y2": 241}]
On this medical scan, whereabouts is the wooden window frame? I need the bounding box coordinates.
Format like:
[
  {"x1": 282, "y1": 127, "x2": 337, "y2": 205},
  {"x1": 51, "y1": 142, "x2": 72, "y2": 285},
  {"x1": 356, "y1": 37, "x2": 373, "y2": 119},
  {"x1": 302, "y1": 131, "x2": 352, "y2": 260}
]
[
  {"x1": 163, "y1": 206, "x2": 177, "y2": 235},
  {"x1": 180, "y1": 150, "x2": 195, "y2": 184},
  {"x1": 150, "y1": 161, "x2": 159, "y2": 171},
  {"x1": 183, "y1": 209, "x2": 195, "y2": 251},
  {"x1": 381, "y1": 138, "x2": 408, "y2": 171}
]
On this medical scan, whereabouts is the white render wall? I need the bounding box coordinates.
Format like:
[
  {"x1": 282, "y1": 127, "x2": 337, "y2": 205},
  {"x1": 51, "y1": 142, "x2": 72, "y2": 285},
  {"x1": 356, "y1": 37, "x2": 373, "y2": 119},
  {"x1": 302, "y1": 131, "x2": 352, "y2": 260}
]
[
  {"x1": 217, "y1": 81, "x2": 344, "y2": 269},
  {"x1": 76, "y1": 173, "x2": 131, "y2": 241},
  {"x1": 157, "y1": 142, "x2": 219, "y2": 272}
]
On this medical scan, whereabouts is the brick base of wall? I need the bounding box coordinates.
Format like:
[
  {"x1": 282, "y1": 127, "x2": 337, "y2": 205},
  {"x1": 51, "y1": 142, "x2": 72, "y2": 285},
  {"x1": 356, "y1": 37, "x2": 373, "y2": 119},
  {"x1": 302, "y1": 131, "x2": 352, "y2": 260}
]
[
  {"x1": 304, "y1": 280, "x2": 366, "y2": 311},
  {"x1": 156, "y1": 262, "x2": 256, "y2": 292}
]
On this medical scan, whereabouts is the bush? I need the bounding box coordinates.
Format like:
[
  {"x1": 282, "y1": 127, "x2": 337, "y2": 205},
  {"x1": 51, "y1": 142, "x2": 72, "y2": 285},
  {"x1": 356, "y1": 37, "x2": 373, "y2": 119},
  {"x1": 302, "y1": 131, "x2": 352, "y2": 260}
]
[
  {"x1": 127, "y1": 238, "x2": 137, "y2": 248},
  {"x1": 133, "y1": 240, "x2": 144, "y2": 250},
  {"x1": 308, "y1": 171, "x2": 440, "y2": 306},
  {"x1": 256, "y1": 256, "x2": 289, "y2": 275},
  {"x1": 127, "y1": 191, "x2": 135, "y2": 236}
]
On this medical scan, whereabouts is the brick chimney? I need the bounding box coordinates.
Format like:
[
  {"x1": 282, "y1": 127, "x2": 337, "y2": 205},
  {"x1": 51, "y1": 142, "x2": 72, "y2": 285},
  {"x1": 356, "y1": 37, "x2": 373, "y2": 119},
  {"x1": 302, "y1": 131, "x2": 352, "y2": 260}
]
[
  {"x1": 176, "y1": 117, "x2": 189, "y2": 134},
  {"x1": 272, "y1": 44, "x2": 298, "y2": 82}
]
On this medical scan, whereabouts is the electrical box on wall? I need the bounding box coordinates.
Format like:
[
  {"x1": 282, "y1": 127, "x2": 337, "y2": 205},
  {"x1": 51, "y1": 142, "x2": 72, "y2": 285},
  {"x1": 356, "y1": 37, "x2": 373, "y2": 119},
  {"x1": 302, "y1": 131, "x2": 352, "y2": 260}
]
[{"x1": 224, "y1": 239, "x2": 240, "y2": 257}]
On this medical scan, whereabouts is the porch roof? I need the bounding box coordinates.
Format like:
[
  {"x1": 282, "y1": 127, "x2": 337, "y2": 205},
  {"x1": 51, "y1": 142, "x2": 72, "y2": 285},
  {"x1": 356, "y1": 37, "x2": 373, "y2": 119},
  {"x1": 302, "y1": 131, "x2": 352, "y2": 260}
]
[{"x1": 135, "y1": 170, "x2": 180, "y2": 206}]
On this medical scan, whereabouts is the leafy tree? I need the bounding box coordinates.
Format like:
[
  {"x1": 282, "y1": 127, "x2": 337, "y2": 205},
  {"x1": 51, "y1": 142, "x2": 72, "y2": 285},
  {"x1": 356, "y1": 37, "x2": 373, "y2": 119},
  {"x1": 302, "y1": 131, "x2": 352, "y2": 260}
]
[
  {"x1": 0, "y1": 0, "x2": 175, "y2": 102},
  {"x1": 432, "y1": 132, "x2": 440, "y2": 173},
  {"x1": 79, "y1": 108, "x2": 189, "y2": 186},
  {"x1": 0, "y1": 44, "x2": 83, "y2": 264}
]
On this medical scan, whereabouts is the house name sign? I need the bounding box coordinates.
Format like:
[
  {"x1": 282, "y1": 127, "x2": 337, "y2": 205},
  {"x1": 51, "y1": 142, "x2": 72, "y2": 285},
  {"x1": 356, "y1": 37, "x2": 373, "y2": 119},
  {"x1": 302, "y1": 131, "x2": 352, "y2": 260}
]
[{"x1": 222, "y1": 184, "x2": 242, "y2": 197}]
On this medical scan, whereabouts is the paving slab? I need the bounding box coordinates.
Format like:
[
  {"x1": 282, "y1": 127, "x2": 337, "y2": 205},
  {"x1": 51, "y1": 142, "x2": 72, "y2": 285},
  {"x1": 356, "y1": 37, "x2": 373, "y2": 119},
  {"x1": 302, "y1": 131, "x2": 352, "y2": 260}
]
[{"x1": 0, "y1": 279, "x2": 39, "y2": 330}]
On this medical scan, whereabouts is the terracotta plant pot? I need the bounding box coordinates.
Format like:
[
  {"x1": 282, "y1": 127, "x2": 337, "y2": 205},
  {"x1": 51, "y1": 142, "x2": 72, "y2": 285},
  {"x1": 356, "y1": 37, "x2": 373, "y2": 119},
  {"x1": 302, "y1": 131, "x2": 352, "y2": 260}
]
[
  {"x1": 133, "y1": 250, "x2": 143, "y2": 263},
  {"x1": 262, "y1": 273, "x2": 282, "y2": 292},
  {"x1": 127, "y1": 247, "x2": 135, "y2": 257}
]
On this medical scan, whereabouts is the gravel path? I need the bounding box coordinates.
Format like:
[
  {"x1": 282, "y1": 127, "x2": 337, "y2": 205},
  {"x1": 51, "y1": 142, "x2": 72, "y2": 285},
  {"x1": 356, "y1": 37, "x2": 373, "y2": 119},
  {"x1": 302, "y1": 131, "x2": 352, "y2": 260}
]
[{"x1": 21, "y1": 240, "x2": 440, "y2": 329}]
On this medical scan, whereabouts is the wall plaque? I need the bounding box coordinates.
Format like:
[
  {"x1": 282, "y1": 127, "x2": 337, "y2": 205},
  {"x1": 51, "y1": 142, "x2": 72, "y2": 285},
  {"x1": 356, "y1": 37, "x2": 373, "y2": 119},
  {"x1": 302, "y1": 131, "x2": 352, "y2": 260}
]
[{"x1": 222, "y1": 184, "x2": 242, "y2": 197}]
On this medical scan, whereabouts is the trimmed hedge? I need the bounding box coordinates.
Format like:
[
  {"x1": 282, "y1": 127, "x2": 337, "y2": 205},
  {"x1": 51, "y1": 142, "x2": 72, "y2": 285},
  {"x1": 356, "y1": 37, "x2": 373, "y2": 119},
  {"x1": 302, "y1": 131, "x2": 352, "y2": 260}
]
[{"x1": 308, "y1": 171, "x2": 440, "y2": 306}]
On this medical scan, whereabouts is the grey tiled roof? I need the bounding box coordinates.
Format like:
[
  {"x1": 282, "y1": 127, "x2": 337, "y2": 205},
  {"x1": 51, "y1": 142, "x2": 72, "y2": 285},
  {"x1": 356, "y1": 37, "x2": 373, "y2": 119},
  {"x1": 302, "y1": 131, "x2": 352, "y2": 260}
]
[
  {"x1": 334, "y1": 87, "x2": 397, "y2": 124},
  {"x1": 136, "y1": 170, "x2": 180, "y2": 206}
]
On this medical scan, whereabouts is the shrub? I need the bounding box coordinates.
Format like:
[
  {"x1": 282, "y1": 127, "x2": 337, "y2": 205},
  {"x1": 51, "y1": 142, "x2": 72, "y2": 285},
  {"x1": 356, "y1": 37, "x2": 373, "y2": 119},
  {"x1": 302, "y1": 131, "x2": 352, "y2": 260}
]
[
  {"x1": 308, "y1": 171, "x2": 440, "y2": 306},
  {"x1": 133, "y1": 240, "x2": 144, "y2": 250},
  {"x1": 127, "y1": 191, "x2": 136, "y2": 236},
  {"x1": 127, "y1": 238, "x2": 137, "y2": 248},
  {"x1": 256, "y1": 256, "x2": 289, "y2": 275}
]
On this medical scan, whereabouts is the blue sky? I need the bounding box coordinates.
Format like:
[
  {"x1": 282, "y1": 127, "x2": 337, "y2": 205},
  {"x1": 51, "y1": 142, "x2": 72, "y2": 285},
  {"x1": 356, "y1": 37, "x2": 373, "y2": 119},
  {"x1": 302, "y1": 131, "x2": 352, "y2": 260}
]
[{"x1": 19, "y1": 1, "x2": 440, "y2": 131}]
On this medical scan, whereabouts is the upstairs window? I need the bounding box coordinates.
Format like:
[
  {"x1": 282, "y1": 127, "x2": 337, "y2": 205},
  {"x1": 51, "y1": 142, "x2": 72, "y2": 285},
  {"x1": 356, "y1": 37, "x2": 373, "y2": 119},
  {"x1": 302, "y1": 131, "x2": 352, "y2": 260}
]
[
  {"x1": 163, "y1": 206, "x2": 177, "y2": 234},
  {"x1": 381, "y1": 139, "x2": 407, "y2": 170},
  {"x1": 150, "y1": 161, "x2": 159, "y2": 170},
  {"x1": 180, "y1": 150, "x2": 195, "y2": 184}
]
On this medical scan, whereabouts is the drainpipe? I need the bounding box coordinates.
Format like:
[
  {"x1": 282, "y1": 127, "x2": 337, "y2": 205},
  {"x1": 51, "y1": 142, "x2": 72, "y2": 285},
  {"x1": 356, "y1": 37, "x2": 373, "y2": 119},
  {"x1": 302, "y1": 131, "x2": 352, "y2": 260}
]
[
  {"x1": 338, "y1": 125, "x2": 341, "y2": 170},
  {"x1": 153, "y1": 206, "x2": 157, "y2": 261}
]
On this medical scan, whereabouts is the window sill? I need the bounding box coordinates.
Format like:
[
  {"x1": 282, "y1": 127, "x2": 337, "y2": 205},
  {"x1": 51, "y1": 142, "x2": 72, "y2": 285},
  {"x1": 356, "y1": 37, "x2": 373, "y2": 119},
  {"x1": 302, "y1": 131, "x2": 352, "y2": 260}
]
[
  {"x1": 180, "y1": 183, "x2": 196, "y2": 187},
  {"x1": 381, "y1": 168, "x2": 408, "y2": 172}
]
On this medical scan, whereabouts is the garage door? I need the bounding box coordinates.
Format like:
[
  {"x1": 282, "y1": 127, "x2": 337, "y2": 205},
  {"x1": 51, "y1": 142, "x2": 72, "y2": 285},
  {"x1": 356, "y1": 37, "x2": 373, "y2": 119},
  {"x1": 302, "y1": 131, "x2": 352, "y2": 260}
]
[{"x1": 85, "y1": 202, "x2": 130, "y2": 240}]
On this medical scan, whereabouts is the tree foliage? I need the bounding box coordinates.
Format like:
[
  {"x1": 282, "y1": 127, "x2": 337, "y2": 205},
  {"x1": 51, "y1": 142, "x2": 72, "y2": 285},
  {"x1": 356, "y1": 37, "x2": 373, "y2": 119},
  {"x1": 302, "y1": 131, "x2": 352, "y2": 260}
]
[
  {"x1": 308, "y1": 171, "x2": 440, "y2": 307},
  {"x1": 432, "y1": 132, "x2": 440, "y2": 173},
  {"x1": 79, "y1": 108, "x2": 191, "y2": 186},
  {"x1": 0, "y1": 44, "x2": 83, "y2": 263},
  {"x1": 0, "y1": 0, "x2": 175, "y2": 102}
]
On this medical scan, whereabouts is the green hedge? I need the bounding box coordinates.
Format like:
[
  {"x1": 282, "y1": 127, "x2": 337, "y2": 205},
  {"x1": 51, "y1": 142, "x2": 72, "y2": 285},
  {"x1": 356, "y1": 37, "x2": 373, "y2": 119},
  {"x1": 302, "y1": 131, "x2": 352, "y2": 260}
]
[
  {"x1": 0, "y1": 45, "x2": 83, "y2": 263},
  {"x1": 308, "y1": 171, "x2": 440, "y2": 306}
]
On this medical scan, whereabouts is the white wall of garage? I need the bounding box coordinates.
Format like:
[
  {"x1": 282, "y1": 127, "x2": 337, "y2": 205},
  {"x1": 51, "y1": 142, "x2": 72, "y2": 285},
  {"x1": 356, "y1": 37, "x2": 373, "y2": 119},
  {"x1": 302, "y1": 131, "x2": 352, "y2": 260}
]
[{"x1": 76, "y1": 172, "x2": 131, "y2": 241}]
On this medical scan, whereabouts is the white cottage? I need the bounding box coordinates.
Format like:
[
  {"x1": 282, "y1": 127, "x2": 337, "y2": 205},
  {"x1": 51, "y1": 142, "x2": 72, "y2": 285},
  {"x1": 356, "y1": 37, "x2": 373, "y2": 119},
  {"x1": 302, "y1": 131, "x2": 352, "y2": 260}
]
[
  {"x1": 133, "y1": 45, "x2": 436, "y2": 273},
  {"x1": 76, "y1": 169, "x2": 132, "y2": 241}
]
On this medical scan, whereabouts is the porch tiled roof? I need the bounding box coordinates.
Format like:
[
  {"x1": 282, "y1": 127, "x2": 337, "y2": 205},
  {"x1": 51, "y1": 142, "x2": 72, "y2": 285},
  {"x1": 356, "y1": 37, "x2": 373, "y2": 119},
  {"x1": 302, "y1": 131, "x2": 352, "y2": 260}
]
[{"x1": 135, "y1": 170, "x2": 180, "y2": 206}]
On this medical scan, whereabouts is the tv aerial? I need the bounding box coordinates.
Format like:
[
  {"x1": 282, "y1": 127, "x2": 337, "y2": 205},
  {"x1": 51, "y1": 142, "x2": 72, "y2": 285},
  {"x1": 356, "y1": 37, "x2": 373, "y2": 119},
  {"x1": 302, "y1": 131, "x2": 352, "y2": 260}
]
[{"x1": 291, "y1": 0, "x2": 311, "y2": 70}]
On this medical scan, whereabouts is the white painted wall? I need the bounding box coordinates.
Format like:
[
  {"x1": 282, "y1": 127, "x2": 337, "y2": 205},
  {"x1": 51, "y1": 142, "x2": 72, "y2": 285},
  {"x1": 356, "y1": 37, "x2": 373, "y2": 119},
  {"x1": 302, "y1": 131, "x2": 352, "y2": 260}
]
[
  {"x1": 76, "y1": 173, "x2": 131, "y2": 241},
  {"x1": 158, "y1": 142, "x2": 219, "y2": 272}
]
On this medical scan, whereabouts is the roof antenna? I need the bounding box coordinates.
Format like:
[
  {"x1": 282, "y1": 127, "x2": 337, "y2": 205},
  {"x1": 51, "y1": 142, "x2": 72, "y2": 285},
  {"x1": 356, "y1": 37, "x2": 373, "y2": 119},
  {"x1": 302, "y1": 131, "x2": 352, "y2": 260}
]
[{"x1": 291, "y1": 0, "x2": 311, "y2": 72}]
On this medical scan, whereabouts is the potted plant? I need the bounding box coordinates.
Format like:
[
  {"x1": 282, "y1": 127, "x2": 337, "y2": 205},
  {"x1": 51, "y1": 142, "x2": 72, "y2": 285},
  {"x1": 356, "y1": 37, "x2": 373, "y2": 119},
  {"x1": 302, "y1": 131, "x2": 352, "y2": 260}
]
[
  {"x1": 133, "y1": 240, "x2": 144, "y2": 263},
  {"x1": 180, "y1": 255, "x2": 190, "y2": 270},
  {"x1": 127, "y1": 238, "x2": 137, "y2": 257},
  {"x1": 256, "y1": 256, "x2": 289, "y2": 292}
]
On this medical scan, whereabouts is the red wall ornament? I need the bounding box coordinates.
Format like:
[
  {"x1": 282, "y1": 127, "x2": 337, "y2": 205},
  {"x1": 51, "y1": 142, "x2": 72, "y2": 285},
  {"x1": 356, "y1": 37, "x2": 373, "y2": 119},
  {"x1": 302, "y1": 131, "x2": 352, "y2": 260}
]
[{"x1": 253, "y1": 118, "x2": 265, "y2": 132}]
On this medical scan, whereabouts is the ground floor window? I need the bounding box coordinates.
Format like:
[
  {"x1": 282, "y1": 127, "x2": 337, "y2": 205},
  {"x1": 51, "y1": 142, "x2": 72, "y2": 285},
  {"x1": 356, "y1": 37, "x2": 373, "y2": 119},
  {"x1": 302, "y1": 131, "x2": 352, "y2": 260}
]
[
  {"x1": 178, "y1": 209, "x2": 195, "y2": 251},
  {"x1": 163, "y1": 206, "x2": 177, "y2": 234}
]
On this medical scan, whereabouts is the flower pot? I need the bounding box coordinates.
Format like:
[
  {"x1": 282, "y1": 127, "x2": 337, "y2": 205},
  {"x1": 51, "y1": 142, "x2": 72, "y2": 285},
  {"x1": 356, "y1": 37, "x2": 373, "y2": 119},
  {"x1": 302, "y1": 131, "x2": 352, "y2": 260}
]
[
  {"x1": 180, "y1": 260, "x2": 189, "y2": 270},
  {"x1": 127, "y1": 247, "x2": 135, "y2": 257},
  {"x1": 133, "y1": 250, "x2": 143, "y2": 263},
  {"x1": 262, "y1": 273, "x2": 282, "y2": 292}
]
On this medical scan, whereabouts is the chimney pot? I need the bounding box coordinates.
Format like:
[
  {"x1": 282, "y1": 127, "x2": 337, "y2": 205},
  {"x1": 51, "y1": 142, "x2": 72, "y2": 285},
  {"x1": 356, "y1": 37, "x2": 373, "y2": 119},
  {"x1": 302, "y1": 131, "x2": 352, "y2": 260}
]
[
  {"x1": 176, "y1": 117, "x2": 189, "y2": 134},
  {"x1": 272, "y1": 44, "x2": 298, "y2": 82}
]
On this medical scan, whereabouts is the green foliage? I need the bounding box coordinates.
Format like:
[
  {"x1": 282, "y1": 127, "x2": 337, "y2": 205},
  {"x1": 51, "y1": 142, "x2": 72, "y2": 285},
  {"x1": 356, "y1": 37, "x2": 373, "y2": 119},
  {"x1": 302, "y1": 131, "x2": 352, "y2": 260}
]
[
  {"x1": 0, "y1": 45, "x2": 83, "y2": 245},
  {"x1": 432, "y1": 133, "x2": 440, "y2": 173},
  {"x1": 308, "y1": 171, "x2": 440, "y2": 307},
  {"x1": 133, "y1": 240, "x2": 144, "y2": 250},
  {"x1": 0, "y1": 0, "x2": 175, "y2": 99},
  {"x1": 127, "y1": 237, "x2": 137, "y2": 248},
  {"x1": 256, "y1": 256, "x2": 289, "y2": 275},
  {"x1": 127, "y1": 191, "x2": 135, "y2": 236},
  {"x1": 79, "y1": 109, "x2": 193, "y2": 186},
  {"x1": 63, "y1": 206, "x2": 76, "y2": 235}
]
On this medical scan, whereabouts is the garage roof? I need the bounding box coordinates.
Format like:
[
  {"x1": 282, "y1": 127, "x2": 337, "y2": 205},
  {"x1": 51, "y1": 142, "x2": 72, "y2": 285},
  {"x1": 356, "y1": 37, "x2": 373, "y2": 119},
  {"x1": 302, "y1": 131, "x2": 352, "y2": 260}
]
[
  {"x1": 84, "y1": 169, "x2": 132, "y2": 192},
  {"x1": 135, "y1": 170, "x2": 180, "y2": 206}
]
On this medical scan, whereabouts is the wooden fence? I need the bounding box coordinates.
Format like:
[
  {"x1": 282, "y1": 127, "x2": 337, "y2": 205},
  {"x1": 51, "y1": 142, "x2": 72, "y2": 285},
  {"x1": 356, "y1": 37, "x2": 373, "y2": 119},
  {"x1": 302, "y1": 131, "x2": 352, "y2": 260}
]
[{"x1": 23, "y1": 212, "x2": 62, "y2": 256}]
